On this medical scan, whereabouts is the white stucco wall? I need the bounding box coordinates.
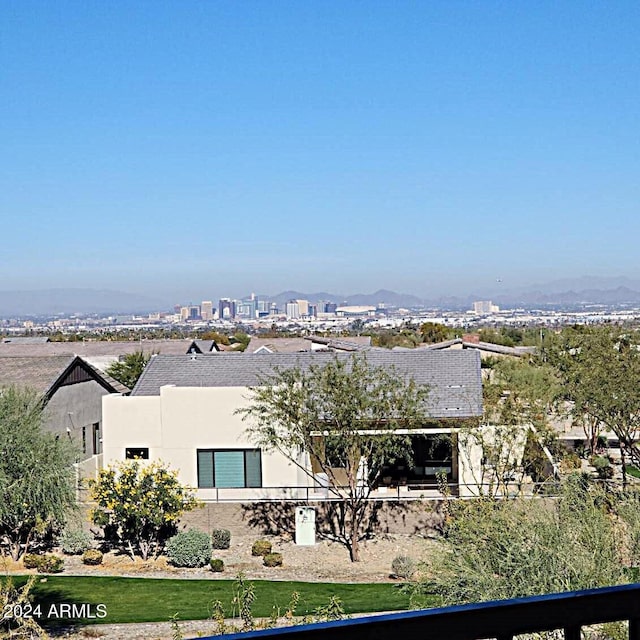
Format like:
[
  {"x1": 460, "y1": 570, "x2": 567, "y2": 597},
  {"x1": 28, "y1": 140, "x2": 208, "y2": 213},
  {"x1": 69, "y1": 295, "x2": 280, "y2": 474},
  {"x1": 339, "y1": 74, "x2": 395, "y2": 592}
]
[{"x1": 102, "y1": 386, "x2": 306, "y2": 499}]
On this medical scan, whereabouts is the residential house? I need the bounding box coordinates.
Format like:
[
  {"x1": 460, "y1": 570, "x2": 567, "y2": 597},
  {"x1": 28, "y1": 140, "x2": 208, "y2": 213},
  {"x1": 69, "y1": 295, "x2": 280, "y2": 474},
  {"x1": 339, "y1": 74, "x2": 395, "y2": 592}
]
[
  {"x1": 0, "y1": 355, "x2": 129, "y2": 477},
  {"x1": 102, "y1": 351, "x2": 483, "y2": 499}
]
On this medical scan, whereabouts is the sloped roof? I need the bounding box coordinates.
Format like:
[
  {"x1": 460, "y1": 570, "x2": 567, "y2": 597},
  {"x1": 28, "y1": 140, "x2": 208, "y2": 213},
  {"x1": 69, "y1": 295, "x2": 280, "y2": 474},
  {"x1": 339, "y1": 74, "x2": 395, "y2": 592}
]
[
  {"x1": 131, "y1": 351, "x2": 483, "y2": 418},
  {"x1": 423, "y1": 338, "x2": 535, "y2": 357},
  {"x1": 0, "y1": 339, "x2": 195, "y2": 358},
  {"x1": 304, "y1": 336, "x2": 372, "y2": 351},
  {"x1": 186, "y1": 340, "x2": 220, "y2": 354},
  {"x1": 2, "y1": 337, "x2": 51, "y2": 344},
  {"x1": 0, "y1": 355, "x2": 129, "y2": 397},
  {"x1": 247, "y1": 337, "x2": 312, "y2": 353}
]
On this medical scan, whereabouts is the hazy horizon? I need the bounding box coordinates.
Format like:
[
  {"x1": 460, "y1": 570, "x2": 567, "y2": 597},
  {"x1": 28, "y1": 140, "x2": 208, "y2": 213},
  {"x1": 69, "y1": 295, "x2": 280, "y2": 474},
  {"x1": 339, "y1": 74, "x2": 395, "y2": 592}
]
[{"x1": 2, "y1": 3, "x2": 640, "y2": 297}]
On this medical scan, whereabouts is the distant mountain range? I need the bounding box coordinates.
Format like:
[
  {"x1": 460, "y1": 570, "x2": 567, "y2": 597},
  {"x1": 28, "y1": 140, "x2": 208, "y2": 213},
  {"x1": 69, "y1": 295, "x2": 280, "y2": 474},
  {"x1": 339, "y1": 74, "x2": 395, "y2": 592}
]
[{"x1": 4, "y1": 277, "x2": 640, "y2": 316}]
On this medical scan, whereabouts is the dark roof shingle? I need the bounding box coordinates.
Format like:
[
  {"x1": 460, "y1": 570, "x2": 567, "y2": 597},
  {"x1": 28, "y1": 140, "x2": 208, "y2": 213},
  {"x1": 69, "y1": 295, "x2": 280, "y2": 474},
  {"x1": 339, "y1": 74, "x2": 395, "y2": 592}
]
[{"x1": 132, "y1": 351, "x2": 483, "y2": 418}]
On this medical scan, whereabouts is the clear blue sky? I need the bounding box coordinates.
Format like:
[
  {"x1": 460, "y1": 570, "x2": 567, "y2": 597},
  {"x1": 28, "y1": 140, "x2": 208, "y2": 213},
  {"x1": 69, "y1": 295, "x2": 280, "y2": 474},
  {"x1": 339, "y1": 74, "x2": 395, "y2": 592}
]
[{"x1": 2, "y1": 1, "x2": 640, "y2": 303}]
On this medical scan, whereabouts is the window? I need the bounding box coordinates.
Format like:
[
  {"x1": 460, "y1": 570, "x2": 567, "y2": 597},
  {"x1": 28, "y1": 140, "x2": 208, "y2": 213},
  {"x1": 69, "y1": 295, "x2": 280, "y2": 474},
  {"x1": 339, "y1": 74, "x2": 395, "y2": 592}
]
[
  {"x1": 92, "y1": 423, "x2": 101, "y2": 455},
  {"x1": 197, "y1": 449, "x2": 262, "y2": 488},
  {"x1": 82, "y1": 427, "x2": 86, "y2": 454},
  {"x1": 126, "y1": 447, "x2": 149, "y2": 460}
]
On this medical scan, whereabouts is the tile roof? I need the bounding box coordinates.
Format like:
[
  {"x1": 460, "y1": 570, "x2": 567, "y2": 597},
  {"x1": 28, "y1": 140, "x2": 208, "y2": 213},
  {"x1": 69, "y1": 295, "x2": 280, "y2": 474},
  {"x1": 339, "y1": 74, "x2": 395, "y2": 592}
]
[
  {"x1": 423, "y1": 338, "x2": 535, "y2": 357},
  {"x1": 0, "y1": 355, "x2": 76, "y2": 394},
  {"x1": 132, "y1": 350, "x2": 483, "y2": 418},
  {"x1": 0, "y1": 339, "x2": 196, "y2": 358},
  {"x1": 0, "y1": 355, "x2": 129, "y2": 396}
]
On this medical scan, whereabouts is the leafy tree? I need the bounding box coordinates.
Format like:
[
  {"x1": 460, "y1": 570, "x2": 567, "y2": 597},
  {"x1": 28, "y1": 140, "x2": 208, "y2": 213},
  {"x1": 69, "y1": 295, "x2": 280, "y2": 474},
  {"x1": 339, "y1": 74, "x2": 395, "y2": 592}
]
[
  {"x1": 90, "y1": 460, "x2": 199, "y2": 560},
  {"x1": 483, "y1": 358, "x2": 561, "y2": 431},
  {"x1": 200, "y1": 331, "x2": 230, "y2": 345},
  {"x1": 545, "y1": 326, "x2": 640, "y2": 480},
  {"x1": 411, "y1": 476, "x2": 627, "y2": 607},
  {"x1": 459, "y1": 358, "x2": 561, "y2": 494},
  {"x1": 231, "y1": 332, "x2": 251, "y2": 352},
  {"x1": 0, "y1": 387, "x2": 77, "y2": 560},
  {"x1": 238, "y1": 354, "x2": 430, "y2": 561},
  {"x1": 419, "y1": 322, "x2": 450, "y2": 344},
  {"x1": 105, "y1": 350, "x2": 152, "y2": 389}
]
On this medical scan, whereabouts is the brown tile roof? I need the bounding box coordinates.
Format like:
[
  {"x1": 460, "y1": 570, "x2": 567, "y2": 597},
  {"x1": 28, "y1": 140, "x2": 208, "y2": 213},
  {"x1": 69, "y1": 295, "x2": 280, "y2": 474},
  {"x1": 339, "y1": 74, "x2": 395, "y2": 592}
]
[{"x1": 0, "y1": 355, "x2": 129, "y2": 396}]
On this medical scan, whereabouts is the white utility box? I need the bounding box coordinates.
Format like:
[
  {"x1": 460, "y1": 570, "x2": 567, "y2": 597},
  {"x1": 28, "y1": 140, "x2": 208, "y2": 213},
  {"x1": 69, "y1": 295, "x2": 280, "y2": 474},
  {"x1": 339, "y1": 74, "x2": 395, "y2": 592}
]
[{"x1": 295, "y1": 506, "x2": 316, "y2": 546}]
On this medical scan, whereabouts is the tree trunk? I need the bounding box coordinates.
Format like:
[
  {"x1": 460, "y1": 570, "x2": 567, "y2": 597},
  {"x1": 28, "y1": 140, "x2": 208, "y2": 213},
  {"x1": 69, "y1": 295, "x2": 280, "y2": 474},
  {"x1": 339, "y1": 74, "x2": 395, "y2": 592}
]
[
  {"x1": 349, "y1": 529, "x2": 360, "y2": 562},
  {"x1": 348, "y1": 501, "x2": 361, "y2": 562},
  {"x1": 620, "y1": 442, "x2": 627, "y2": 489},
  {"x1": 10, "y1": 540, "x2": 21, "y2": 562}
]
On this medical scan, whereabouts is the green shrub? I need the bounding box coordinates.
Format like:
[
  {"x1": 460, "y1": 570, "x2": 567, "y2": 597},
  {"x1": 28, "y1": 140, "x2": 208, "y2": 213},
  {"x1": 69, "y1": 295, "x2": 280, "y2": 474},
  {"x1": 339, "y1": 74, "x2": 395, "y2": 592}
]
[
  {"x1": 210, "y1": 558, "x2": 225, "y2": 572},
  {"x1": 263, "y1": 552, "x2": 283, "y2": 567},
  {"x1": 591, "y1": 455, "x2": 614, "y2": 479},
  {"x1": 391, "y1": 555, "x2": 416, "y2": 579},
  {"x1": 60, "y1": 529, "x2": 93, "y2": 555},
  {"x1": 165, "y1": 529, "x2": 212, "y2": 568},
  {"x1": 412, "y1": 476, "x2": 626, "y2": 606},
  {"x1": 211, "y1": 528, "x2": 231, "y2": 550},
  {"x1": 23, "y1": 553, "x2": 42, "y2": 570},
  {"x1": 82, "y1": 549, "x2": 104, "y2": 566},
  {"x1": 37, "y1": 555, "x2": 64, "y2": 574},
  {"x1": 251, "y1": 540, "x2": 272, "y2": 557}
]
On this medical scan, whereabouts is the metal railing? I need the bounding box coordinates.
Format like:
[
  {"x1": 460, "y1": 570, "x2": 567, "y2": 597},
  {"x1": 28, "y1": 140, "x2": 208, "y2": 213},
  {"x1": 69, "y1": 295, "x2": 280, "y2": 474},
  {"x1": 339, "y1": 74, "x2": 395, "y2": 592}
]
[
  {"x1": 196, "y1": 481, "x2": 561, "y2": 502},
  {"x1": 197, "y1": 583, "x2": 640, "y2": 640}
]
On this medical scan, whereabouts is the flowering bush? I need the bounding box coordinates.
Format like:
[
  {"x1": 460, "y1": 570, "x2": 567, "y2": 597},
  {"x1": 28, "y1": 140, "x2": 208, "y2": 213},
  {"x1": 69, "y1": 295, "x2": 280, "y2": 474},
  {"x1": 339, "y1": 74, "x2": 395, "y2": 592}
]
[{"x1": 89, "y1": 461, "x2": 199, "y2": 560}]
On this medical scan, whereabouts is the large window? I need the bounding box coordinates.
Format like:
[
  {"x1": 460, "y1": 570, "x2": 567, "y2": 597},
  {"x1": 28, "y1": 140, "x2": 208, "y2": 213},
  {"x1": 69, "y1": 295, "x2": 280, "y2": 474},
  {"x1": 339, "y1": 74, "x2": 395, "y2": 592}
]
[{"x1": 197, "y1": 449, "x2": 262, "y2": 488}]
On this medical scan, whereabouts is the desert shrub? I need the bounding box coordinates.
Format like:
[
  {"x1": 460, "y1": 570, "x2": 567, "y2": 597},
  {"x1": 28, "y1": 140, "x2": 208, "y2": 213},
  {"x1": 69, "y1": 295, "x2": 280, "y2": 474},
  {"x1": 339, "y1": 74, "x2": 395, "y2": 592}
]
[
  {"x1": 60, "y1": 529, "x2": 93, "y2": 555},
  {"x1": 411, "y1": 475, "x2": 626, "y2": 607},
  {"x1": 1, "y1": 576, "x2": 47, "y2": 638},
  {"x1": 591, "y1": 455, "x2": 614, "y2": 479},
  {"x1": 37, "y1": 554, "x2": 64, "y2": 574},
  {"x1": 251, "y1": 540, "x2": 272, "y2": 557},
  {"x1": 263, "y1": 552, "x2": 283, "y2": 567},
  {"x1": 82, "y1": 549, "x2": 104, "y2": 566},
  {"x1": 22, "y1": 554, "x2": 42, "y2": 570},
  {"x1": 211, "y1": 528, "x2": 231, "y2": 550},
  {"x1": 210, "y1": 558, "x2": 225, "y2": 572},
  {"x1": 391, "y1": 555, "x2": 416, "y2": 579},
  {"x1": 165, "y1": 529, "x2": 212, "y2": 568}
]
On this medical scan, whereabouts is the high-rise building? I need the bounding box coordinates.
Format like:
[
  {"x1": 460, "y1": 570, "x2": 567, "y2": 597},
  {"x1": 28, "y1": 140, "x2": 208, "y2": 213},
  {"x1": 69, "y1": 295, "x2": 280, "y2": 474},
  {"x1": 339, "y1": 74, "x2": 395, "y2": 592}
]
[
  {"x1": 201, "y1": 301, "x2": 214, "y2": 321},
  {"x1": 472, "y1": 300, "x2": 499, "y2": 314},
  {"x1": 296, "y1": 299, "x2": 309, "y2": 316},
  {"x1": 218, "y1": 298, "x2": 235, "y2": 320},
  {"x1": 257, "y1": 300, "x2": 271, "y2": 316},
  {"x1": 286, "y1": 300, "x2": 300, "y2": 319}
]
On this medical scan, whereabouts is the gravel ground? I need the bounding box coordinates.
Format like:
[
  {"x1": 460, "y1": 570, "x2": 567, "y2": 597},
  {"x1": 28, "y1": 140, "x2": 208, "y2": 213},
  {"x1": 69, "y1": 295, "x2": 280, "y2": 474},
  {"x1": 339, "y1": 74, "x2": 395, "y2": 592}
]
[{"x1": 2, "y1": 534, "x2": 434, "y2": 640}]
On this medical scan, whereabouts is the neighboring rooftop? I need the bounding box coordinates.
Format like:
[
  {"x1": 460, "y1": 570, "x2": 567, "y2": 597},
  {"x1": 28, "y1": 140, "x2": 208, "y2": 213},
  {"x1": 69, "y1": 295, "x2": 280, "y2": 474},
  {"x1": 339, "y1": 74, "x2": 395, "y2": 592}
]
[
  {"x1": 247, "y1": 335, "x2": 371, "y2": 354},
  {"x1": 423, "y1": 338, "x2": 536, "y2": 358},
  {"x1": 0, "y1": 355, "x2": 129, "y2": 397},
  {"x1": 0, "y1": 339, "x2": 198, "y2": 358},
  {"x1": 131, "y1": 350, "x2": 483, "y2": 418}
]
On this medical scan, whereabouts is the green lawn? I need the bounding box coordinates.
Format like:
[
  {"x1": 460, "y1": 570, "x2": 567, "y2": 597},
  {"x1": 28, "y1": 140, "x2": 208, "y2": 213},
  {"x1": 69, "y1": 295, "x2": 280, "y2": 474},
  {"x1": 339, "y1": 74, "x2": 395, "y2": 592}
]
[{"x1": 8, "y1": 575, "x2": 419, "y2": 627}]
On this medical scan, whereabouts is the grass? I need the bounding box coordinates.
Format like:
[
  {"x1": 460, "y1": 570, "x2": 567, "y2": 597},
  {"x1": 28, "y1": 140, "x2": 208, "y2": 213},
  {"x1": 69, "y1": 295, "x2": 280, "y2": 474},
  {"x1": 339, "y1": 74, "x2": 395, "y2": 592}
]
[
  {"x1": 625, "y1": 465, "x2": 640, "y2": 480},
  {"x1": 7, "y1": 575, "x2": 421, "y2": 627}
]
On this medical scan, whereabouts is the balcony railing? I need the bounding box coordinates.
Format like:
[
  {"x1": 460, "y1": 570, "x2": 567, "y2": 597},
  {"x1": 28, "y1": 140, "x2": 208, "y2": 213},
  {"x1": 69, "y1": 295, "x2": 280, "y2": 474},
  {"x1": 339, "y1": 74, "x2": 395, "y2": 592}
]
[
  {"x1": 196, "y1": 583, "x2": 640, "y2": 640},
  {"x1": 195, "y1": 481, "x2": 559, "y2": 502}
]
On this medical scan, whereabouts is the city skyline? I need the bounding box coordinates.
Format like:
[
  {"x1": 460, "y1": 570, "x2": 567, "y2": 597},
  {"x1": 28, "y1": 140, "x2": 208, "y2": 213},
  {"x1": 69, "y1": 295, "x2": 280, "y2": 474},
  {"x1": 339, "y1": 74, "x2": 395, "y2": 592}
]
[{"x1": 2, "y1": 3, "x2": 640, "y2": 299}]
